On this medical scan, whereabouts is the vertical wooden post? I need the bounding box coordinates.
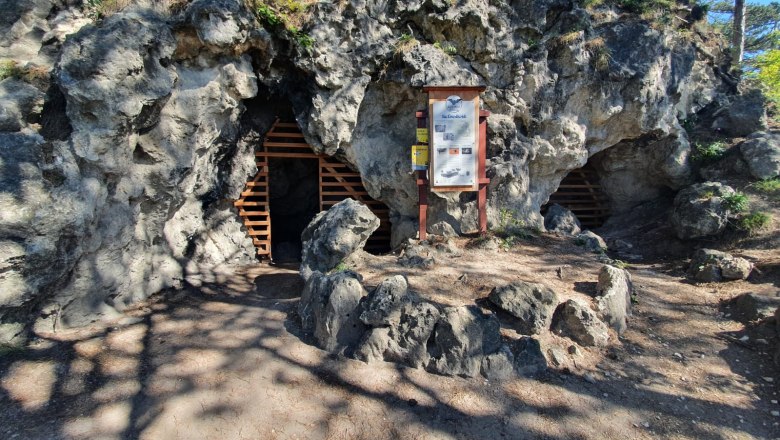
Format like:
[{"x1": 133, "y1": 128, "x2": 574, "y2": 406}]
[
  {"x1": 416, "y1": 110, "x2": 428, "y2": 241},
  {"x1": 478, "y1": 110, "x2": 490, "y2": 235}
]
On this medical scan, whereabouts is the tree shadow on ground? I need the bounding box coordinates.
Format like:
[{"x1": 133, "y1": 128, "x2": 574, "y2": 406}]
[{"x1": 0, "y1": 257, "x2": 776, "y2": 439}]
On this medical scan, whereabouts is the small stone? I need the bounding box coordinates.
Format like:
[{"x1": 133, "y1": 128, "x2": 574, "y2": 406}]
[
  {"x1": 771, "y1": 410, "x2": 780, "y2": 417},
  {"x1": 763, "y1": 377, "x2": 774, "y2": 383},
  {"x1": 568, "y1": 345, "x2": 580, "y2": 355},
  {"x1": 584, "y1": 372, "x2": 597, "y2": 384},
  {"x1": 771, "y1": 399, "x2": 778, "y2": 404},
  {"x1": 673, "y1": 352, "x2": 683, "y2": 359},
  {"x1": 642, "y1": 422, "x2": 650, "y2": 428},
  {"x1": 739, "y1": 335, "x2": 750, "y2": 342}
]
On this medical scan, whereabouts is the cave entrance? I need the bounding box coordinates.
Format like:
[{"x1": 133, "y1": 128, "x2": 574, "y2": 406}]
[
  {"x1": 542, "y1": 163, "x2": 610, "y2": 229},
  {"x1": 235, "y1": 120, "x2": 391, "y2": 262}
]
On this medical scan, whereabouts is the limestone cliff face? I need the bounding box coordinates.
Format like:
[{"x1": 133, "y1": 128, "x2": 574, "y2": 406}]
[{"x1": 0, "y1": 0, "x2": 731, "y2": 338}]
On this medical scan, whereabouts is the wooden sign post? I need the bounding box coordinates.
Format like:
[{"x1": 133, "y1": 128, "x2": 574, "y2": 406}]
[{"x1": 416, "y1": 86, "x2": 489, "y2": 240}]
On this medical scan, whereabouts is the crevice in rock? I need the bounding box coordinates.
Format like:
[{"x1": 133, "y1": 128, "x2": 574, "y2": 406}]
[{"x1": 39, "y1": 83, "x2": 72, "y2": 141}]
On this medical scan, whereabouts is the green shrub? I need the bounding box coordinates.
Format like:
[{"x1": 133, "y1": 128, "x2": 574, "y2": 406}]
[
  {"x1": 395, "y1": 33, "x2": 419, "y2": 55},
  {"x1": 723, "y1": 192, "x2": 749, "y2": 213},
  {"x1": 330, "y1": 261, "x2": 349, "y2": 273},
  {"x1": 0, "y1": 60, "x2": 19, "y2": 81},
  {"x1": 753, "y1": 177, "x2": 780, "y2": 193},
  {"x1": 255, "y1": 1, "x2": 315, "y2": 50},
  {"x1": 737, "y1": 212, "x2": 772, "y2": 234},
  {"x1": 693, "y1": 141, "x2": 726, "y2": 162},
  {"x1": 257, "y1": 3, "x2": 283, "y2": 26},
  {"x1": 433, "y1": 41, "x2": 457, "y2": 56}
]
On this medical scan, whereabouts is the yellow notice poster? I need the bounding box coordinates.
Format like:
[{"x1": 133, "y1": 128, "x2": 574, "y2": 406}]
[
  {"x1": 416, "y1": 128, "x2": 429, "y2": 143},
  {"x1": 411, "y1": 145, "x2": 429, "y2": 170}
]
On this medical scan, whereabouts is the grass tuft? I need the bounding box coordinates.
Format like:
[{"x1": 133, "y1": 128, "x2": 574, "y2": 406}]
[
  {"x1": 737, "y1": 212, "x2": 772, "y2": 234},
  {"x1": 722, "y1": 192, "x2": 749, "y2": 213}
]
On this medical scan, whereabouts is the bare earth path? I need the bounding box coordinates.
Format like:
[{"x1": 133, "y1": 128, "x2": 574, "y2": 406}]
[{"x1": 1, "y1": 237, "x2": 778, "y2": 439}]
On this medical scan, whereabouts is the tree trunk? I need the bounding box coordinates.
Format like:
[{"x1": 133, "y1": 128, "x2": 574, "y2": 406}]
[{"x1": 732, "y1": 0, "x2": 747, "y2": 65}]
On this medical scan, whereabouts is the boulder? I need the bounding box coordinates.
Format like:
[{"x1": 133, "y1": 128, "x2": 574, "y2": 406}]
[
  {"x1": 381, "y1": 301, "x2": 441, "y2": 368},
  {"x1": 359, "y1": 275, "x2": 410, "y2": 327},
  {"x1": 552, "y1": 300, "x2": 609, "y2": 347},
  {"x1": 510, "y1": 336, "x2": 548, "y2": 377},
  {"x1": 671, "y1": 182, "x2": 735, "y2": 239},
  {"x1": 300, "y1": 199, "x2": 380, "y2": 280},
  {"x1": 544, "y1": 204, "x2": 581, "y2": 236},
  {"x1": 711, "y1": 90, "x2": 767, "y2": 137},
  {"x1": 427, "y1": 305, "x2": 502, "y2": 377},
  {"x1": 298, "y1": 271, "x2": 368, "y2": 353},
  {"x1": 595, "y1": 265, "x2": 633, "y2": 335},
  {"x1": 428, "y1": 221, "x2": 458, "y2": 237},
  {"x1": 732, "y1": 292, "x2": 780, "y2": 323},
  {"x1": 688, "y1": 249, "x2": 753, "y2": 282},
  {"x1": 354, "y1": 278, "x2": 441, "y2": 368},
  {"x1": 739, "y1": 131, "x2": 780, "y2": 180},
  {"x1": 575, "y1": 231, "x2": 607, "y2": 253},
  {"x1": 488, "y1": 281, "x2": 558, "y2": 334},
  {"x1": 397, "y1": 242, "x2": 436, "y2": 269},
  {"x1": 480, "y1": 345, "x2": 516, "y2": 380}
]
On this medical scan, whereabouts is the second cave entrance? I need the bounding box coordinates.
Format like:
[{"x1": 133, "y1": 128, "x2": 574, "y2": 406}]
[{"x1": 235, "y1": 120, "x2": 391, "y2": 262}]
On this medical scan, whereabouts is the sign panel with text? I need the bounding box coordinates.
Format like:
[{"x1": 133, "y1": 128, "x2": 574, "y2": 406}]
[{"x1": 426, "y1": 87, "x2": 481, "y2": 192}]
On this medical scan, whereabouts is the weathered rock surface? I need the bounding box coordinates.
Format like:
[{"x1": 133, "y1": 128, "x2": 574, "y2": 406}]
[
  {"x1": 0, "y1": 79, "x2": 45, "y2": 132},
  {"x1": 300, "y1": 199, "x2": 380, "y2": 280},
  {"x1": 591, "y1": 132, "x2": 694, "y2": 213},
  {"x1": 299, "y1": 271, "x2": 368, "y2": 353},
  {"x1": 732, "y1": 292, "x2": 780, "y2": 323},
  {"x1": 359, "y1": 275, "x2": 410, "y2": 327},
  {"x1": 688, "y1": 249, "x2": 753, "y2": 282},
  {"x1": 576, "y1": 231, "x2": 607, "y2": 253},
  {"x1": 510, "y1": 336, "x2": 549, "y2": 377},
  {"x1": 355, "y1": 299, "x2": 441, "y2": 368},
  {"x1": 670, "y1": 182, "x2": 736, "y2": 239},
  {"x1": 739, "y1": 131, "x2": 780, "y2": 180},
  {"x1": 428, "y1": 221, "x2": 458, "y2": 237},
  {"x1": 427, "y1": 305, "x2": 502, "y2": 377},
  {"x1": 489, "y1": 281, "x2": 558, "y2": 334},
  {"x1": 544, "y1": 204, "x2": 581, "y2": 235},
  {"x1": 0, "y1": 0, "x2": 740, "y2": 333},
  {"x1": 552, "y1": 300, "x2": 609, "y2": 347},
  {"x1": 595, "y1": 265, "x2": 632, "y2": 335},
  {"x1": 711, "y1": 90, "x2": 767, "y2": 137}
]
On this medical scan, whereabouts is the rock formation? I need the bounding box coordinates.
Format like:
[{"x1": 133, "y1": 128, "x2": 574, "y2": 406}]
[{"x1": 0, "y1": 0, "x2": 747, "y2": 337}]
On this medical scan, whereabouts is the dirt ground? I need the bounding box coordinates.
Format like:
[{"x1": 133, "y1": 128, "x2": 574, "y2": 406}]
[{"x1": 1, "y1": 233, "x2": 779, "y2": 440}]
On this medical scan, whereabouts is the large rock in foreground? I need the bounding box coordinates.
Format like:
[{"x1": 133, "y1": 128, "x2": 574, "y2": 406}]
[
  {"x1": 300, "y1": 199, "x2": 380, "y2": 280},
  {"x1": 688, "y1": 249, "x2": 753, "y2": 282},
  {"x1": 544, "y1": 204, "x2": 581, "y2": 236},
  {"x1": 489, "y1": 281, "x2": 558, "y2": 335},
  {"x1": 552, "y1": 300, "x2": 609, "y2": 347},
  {"x1": 299, "y1": 271, "x2": 368, "y2": 353},
  {"x1": 732, "y1": 292, "x2": 780, "y2": 323},
  {"x1": 671, "y1": 182, "x2": 735, "y2": 239},
  {"x1": 595, "y1": 265, "x2": 632, "y2": 335},
  {"x1": 739, "y1": 131, "x2": 780, "y2": 180},
  {"x1": 354, "y1": 277, "x2": 441, "y2": 368},
  {"x1": 427, "y1": 305, "x2": 503, "y2": 377}
]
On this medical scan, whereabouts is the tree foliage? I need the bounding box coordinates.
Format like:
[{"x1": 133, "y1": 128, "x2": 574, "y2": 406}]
[
  {"x1": 753, "y1": 48, "x2": 780, "y2": 102},
  {"x1": 707, "y1": 1, "x2": 780, "y2": 56}
]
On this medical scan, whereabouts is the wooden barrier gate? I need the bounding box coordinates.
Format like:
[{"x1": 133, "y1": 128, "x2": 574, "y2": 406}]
[
  {"x1": 542, "y1": 165, "x2": 610, "y2": 229},
  {"x1": 234, "y1": 119, "x2": 391, "y2": 260}
]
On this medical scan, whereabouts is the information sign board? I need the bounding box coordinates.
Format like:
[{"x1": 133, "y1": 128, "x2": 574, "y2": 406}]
[{"x1": 425, "y1": 87, "x2": 482, "y2": 192}]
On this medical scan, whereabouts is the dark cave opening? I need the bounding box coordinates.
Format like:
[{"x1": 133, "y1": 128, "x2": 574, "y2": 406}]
[{"x1": 268, "y1": 157, "x2": 320, "y2": 263}]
